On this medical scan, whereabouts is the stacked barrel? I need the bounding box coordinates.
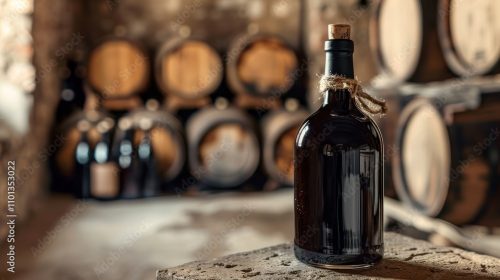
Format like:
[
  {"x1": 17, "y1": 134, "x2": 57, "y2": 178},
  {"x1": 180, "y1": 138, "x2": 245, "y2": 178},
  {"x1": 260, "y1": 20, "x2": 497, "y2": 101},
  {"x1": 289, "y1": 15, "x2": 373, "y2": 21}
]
[
  {"x1": 86, "y1": 39, "x2": 149, "y2": 110},
  {"x1": 49, "y1": 0, "x2": 500, "y2": 228},
  {"x1": 51, "y1": 29, "x2": 307, "y2": 199},
  {"x1": 367, "y1": 0, "x2": 500, "y2": 226}
]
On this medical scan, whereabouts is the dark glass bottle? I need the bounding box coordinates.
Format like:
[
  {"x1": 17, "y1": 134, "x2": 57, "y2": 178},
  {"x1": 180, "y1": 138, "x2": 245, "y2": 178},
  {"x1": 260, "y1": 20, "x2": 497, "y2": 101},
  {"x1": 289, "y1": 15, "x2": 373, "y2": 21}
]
[
  {"x1": 137, "y1": 118, "x2": 161, "y2": 197},
  {"x1": 74, "y1": 120, "x2": 92, "y2": 199},
  {"x1": 116, "y1": 117, "x2": 140, "y2": 199},
  {"x1": 90, "y1": 118, "x2": 120, "y2": 200},
  {"x1": 50, "y1": 59, "x2": 87, "y2": 194},
  {"x1": 56, "y1": 59, "x2": 86, "y2": 123},
  {"x1": 294, "y1": 24, "x2": 384, "y2": 269}
]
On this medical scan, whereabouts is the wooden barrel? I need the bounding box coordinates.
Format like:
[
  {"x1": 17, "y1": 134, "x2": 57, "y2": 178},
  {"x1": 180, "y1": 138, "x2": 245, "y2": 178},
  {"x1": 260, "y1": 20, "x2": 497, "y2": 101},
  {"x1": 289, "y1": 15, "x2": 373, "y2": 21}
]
[
  {"x1": 87, "y1": 38, "x2": 149, "y2": 99},
  {"x1": 370, "y1": 0, "x2": 452, "y2": 83},
  {"x1": 393, "y1": 81, "x2": 500, "y2": 225},
  {"x1": 55, "y1": 110, "x2": 108, "y2": 177},
  {"x1": 261, "y1": 109, "x2": 308, "y2": 186},
  {"x1": 155, "y1": 38, "x2": 223, "y2": 99},
  {"x1": 118, "y1": 105, "x2": 186, "y2": 181},
  {"x1": 227, "y1": 34, "x2": 299, "y2": 97},
  {"x1": 438, "y1": 0, "x2": 500, "y2": 77},
  {"x1": 186, "y1": 107, "x2": 260, "y2": 188},
  {"x1": 367, "y1": 85, "x2": 416, "y2": 199}
]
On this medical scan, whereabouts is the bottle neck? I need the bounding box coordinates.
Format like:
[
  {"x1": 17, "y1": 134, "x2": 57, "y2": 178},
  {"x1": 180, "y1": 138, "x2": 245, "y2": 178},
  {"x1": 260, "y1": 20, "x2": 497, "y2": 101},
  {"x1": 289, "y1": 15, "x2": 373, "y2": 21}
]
[
  {"x1": 122, "y1": 129, "x2": 135, "y2": 143},
  {"x1": 322, "y1": 39, "x2": 355, "y2": 113},
  {"x1": 100, "y1": 131, "x2": 111, "y2": 146},
  {"x1": 94, "y1": 130, "x2": 112, "y2": 163},
  {"x1": 76, "y1": 132, "x2": 90, "y2": 164},
  {"x1": 324, "y1": 50, "x2": 354, "y2": 78},
  {"x1": 138, "y1": 129, "x2": 153, "y2": 160}
]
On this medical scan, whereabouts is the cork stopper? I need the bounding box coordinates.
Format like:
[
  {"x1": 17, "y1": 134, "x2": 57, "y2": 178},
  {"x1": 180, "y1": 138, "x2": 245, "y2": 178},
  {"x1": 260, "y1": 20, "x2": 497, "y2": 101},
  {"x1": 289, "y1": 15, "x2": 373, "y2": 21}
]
[
  {"x1": 328, "y1": 24, "x2": 351, "y2": 40},
  {"x1": 139, "y1": 117, "x2": 153, "y2": 131},
  {"x1": 77, "y1": 120, "x2": 91, "y2": 132},
  {"x1": 118, "y1": 117, "x2": 132, "y2": 130},
  {"x1": 86, "y1": 110, "x2": 100, "y2": 122},
  {"x1": 97, "y1": 117, "x2": 115, "y2": 133},
  {"x1": 215, "y1": 97, "x2": 229, "y2": 110},
  {"x1": 146, "y1": 99, "x2": 159, "y2": 111}
]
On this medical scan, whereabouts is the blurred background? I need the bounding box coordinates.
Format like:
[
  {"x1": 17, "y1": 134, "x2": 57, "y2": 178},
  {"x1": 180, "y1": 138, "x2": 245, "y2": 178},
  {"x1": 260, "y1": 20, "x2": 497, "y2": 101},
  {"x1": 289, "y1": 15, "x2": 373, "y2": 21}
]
[{"x1": 0, "y1": 0, "x2": 499, "y2": 279}]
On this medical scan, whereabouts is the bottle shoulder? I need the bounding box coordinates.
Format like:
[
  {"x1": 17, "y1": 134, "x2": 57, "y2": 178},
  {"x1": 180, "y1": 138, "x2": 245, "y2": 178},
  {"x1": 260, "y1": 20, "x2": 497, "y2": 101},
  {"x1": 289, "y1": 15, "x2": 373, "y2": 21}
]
[{"x1": 296, "y1": 108, "x2": 383, "y2": 149}]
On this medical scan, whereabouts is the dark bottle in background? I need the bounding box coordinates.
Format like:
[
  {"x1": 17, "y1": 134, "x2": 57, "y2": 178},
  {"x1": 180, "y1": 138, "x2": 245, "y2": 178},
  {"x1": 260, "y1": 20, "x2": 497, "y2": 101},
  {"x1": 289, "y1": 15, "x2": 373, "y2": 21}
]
[
  {"x1": 294, "y1": 24, "x2": 384, "y2": 269},
  {"x1": 50, "y1": 58, "x2": 87, "y2": 194},
  {"x1": 56, "y1": 59, "x2": 86, "y2": 123},
  {"x1": 137, "y1": 118, "x2": 161, "y2": 197},
  {"x1": 90, "y1": 118, "x2": 120, "y2": 200},
  {"x1": 74, "y1": 120, "x2": 92, "y2": 199},
  {"x1": 115, "y1": 117, "x2": 140, "y2": 199}
]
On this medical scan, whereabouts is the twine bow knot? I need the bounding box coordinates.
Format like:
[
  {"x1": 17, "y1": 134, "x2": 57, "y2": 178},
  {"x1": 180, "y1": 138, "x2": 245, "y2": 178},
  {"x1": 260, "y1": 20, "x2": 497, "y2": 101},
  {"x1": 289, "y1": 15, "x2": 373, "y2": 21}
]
[{"x1": 319, "y1": 75, "x2": 387, "y2": 116}]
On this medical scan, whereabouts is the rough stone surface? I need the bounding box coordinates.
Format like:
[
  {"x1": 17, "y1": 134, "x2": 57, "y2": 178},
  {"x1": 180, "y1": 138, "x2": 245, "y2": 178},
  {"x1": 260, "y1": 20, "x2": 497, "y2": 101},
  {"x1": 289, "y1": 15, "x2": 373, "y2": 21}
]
[
  {"x1": 157, "y1": 232, "x2": 500, "y2": 280},
  {"x1": 2, "y1": 191, "x2": 294, "y2": 280}
]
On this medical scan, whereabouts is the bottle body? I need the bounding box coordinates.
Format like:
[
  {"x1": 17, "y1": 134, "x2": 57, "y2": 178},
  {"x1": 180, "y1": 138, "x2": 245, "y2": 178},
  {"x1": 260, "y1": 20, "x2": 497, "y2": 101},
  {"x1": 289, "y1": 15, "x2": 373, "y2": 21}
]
[
  {"x1": 90, "y1": 119, "x2": 120, "y2": 200},
  {"x1": 294, "y1": 104, "x2": 384, "y2": 268},
  {"x1": 294, "y1": 24, "x2": 383, "y2": 269},
  {"x1": 117, "y1": 127, "x2": 141, "y2": 199},
  {"x1": 74, "y1": 129, "x2": 91, "y2": 199},
  {"x1": 56, "y1": 59, "x2": 86, "y2": 124},
  {"x1": 138, "y1": 128, "x2": 161, "y2": 197}
]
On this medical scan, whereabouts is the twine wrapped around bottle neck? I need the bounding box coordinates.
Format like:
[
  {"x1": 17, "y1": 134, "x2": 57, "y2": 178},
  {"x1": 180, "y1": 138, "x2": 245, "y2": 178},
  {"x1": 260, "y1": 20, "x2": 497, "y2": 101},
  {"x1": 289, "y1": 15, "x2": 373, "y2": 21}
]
[{"x1": 319, "y1": 75, "x2": 387, "y2": 116}]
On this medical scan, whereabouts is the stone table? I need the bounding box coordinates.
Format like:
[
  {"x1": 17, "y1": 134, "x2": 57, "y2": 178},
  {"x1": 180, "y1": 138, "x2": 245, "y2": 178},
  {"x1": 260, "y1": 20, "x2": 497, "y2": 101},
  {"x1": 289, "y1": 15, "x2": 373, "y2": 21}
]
[{"x1": 157, "y1": 232, "x2": 500, "y2": 280}]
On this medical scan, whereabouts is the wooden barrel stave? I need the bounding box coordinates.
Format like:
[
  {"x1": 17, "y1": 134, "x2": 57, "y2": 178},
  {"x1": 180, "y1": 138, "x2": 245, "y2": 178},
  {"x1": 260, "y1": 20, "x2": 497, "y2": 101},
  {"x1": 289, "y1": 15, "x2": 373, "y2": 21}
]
[
  {"x1": 55, "y1": 110, "x2": 109, "y2": 177},
  {"x1": 261, "y1": 109, "x2": 308, "y2": 186},
  {"x1": 393, "y1": 81, "x2": 500, "y2": 225},
  {"x1": 116, "y1": 109, "x2": 186, "y2": 181},
  {"x1": 186, "y1": 107, "x2": 260, "y2": 188},
  {"x1": 370, "y1": 0, "x2": 453, "y2": 83},
  {"x1": 87, "y1": 38, "x2": 150, "y2": 99},
  {"x1": 155, "y1": 38, "x2": 223, "y2": 99},
  {"x1": 438, "y1": 0, "x2": 500, "y2": 77},
  {"x1": 227, "y1": 34, "x2": 299, "y2": 98},
  {"x1": 367, "y1": 85, "x2": 417, "y2": 199}
]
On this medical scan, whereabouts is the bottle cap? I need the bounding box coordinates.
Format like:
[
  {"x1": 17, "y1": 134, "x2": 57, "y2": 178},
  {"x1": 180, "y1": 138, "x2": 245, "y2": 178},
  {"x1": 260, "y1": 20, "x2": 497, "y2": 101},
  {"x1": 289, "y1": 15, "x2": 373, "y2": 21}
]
[
  {"x1": 86, "y1": 110, "x2": 100, "y2": 122},
  {"x1": 284, "y1": 98, "x2": 299, "y2": 112},
  {"x1": 145, "y1": 99, "x2": 160, "y2": 111},
  {"x1": 215, "y1": 97, "x2": 229, "y2": 110},
  {"x1": 118, "y1": 117, "x2": 133, "y2": 130},
  {"x1": 77, "y1": 119, "x2": 91, "y2": 132},
  {"x1": 139, "y1": 117, "x2": 153, "y2": 131},
  {"x1": 97, "y1": 117, "x2": 115, "y2": 132},
  {"x1": 328, "y1": 24, "x2": 351, "y2": 40}
]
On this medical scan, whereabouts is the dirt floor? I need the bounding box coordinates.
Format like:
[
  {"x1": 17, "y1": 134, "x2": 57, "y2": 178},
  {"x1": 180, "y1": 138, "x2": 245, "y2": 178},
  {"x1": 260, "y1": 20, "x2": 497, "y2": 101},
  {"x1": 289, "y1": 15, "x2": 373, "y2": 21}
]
[{"x1": 0, "y1": 190, "x2": 294, "y2": 280}]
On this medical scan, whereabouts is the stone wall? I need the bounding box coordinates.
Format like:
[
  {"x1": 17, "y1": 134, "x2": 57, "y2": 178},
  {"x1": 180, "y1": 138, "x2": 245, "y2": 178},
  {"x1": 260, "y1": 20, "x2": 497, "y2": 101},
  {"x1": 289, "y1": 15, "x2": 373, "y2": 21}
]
[{"x1": 0, "y1": 0, "x2": 34, "y2": 241}]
